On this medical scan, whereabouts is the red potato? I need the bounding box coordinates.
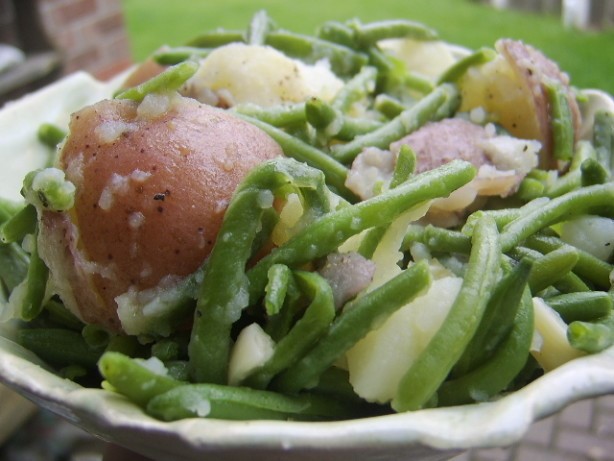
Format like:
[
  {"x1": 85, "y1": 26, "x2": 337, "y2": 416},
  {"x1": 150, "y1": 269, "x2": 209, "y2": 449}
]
[
  {"x1": 459, "y1": 39, "x2": 581, "y2": 169},
  {"x1": 38, "y1": 94, "x2": 283, "y2": 332}
]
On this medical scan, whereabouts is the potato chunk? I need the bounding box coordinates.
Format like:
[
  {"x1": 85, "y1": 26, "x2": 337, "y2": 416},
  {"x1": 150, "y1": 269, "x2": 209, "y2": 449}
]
[
  {"x1": 38, "y1": 94, "x2": 283, "y2": 332},
  {"x1": 459, "y1": 39, "x2": 581, "y2": 169}
]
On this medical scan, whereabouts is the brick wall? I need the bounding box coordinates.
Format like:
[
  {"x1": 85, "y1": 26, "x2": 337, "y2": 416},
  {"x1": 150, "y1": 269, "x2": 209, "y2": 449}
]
[{"x1": 37, "y1": 0, "x2": 133, "y2": 80}]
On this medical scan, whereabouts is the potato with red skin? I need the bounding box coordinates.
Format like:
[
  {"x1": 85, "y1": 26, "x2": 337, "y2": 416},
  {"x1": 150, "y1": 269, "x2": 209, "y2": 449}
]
[
  {"x1": 459, "y1": 39, "x2": 581, "y2": 170},
  {"x1": 38, "y1": 94, "x2": 283, "y2": 332}
]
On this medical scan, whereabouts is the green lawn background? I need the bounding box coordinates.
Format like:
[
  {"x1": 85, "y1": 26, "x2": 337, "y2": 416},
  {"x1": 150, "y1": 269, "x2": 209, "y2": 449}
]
[{"x1": 121, "y1": 0, "x2": 614, "y2": 94}]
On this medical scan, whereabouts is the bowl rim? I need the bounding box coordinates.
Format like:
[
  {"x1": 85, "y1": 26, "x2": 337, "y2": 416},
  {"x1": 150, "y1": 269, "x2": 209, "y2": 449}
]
[{"x1": 2, "y1": 333, "x2": 614, "y2": 456}]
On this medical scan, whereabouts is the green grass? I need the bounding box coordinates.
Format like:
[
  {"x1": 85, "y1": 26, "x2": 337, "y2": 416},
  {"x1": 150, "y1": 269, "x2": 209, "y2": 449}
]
[{"x1": 121, "y1": 0, "x2": 614, "y2": 94}]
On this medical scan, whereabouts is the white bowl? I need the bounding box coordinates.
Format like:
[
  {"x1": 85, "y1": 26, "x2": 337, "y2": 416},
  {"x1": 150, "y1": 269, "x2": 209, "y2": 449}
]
[
  {"x1": 2, "y1": 330, "x2": 614, "y2": 461},
  {"x1": 1, "y1": 73, "x2": 614, "y2": 461}
]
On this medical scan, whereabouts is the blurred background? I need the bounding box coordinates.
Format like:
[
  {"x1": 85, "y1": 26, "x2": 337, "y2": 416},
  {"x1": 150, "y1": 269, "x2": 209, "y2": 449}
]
[{"x1": 0, "y1": 0, "x2": 613, "y2": 460}]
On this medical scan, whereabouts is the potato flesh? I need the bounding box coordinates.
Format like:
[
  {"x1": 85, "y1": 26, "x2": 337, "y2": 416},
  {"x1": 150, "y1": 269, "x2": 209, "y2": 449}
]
[
  {"x1": 346, "y1": 275, "x2": 462, "y2": 403},
  {"x1": 185, "y1": 43, "x2": 344, "y2": 107},
  {"x1": 458, "y1": 40, "x2": 581, "y2": 170},
  {"x1": 459, "y1": 55, "x2": 542, "y2": 152},
  {"x1": 39, "y1": 93, "x2": 282, "y2": 332}
]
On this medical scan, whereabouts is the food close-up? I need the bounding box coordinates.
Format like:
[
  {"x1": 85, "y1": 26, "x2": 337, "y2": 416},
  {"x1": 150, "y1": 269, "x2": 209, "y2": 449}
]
[{"x1": 1, "y1": 6, "x2": 614, "y2": 461}]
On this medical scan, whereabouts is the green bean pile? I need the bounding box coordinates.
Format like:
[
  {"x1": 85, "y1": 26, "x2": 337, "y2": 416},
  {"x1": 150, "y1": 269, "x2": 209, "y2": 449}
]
[{"x1": 2, "y1": 11, "x2": 614, "y2": 421}]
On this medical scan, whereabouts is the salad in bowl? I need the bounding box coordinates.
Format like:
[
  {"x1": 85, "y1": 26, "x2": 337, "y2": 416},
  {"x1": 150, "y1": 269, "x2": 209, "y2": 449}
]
[{"x1": 1, "y1": 11, "x2": 614, "y2": 461}]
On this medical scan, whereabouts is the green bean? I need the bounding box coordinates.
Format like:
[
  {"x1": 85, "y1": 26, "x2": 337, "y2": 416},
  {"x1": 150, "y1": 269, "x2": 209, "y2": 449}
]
[
  {"x1": 544, "y1": 79, "x2": 575, "y2": 161},
  {"x1": 19, "y1": 328, "x2": 103, "y2": 369},
  {"x1": 544, "y1": 169, "x2": 581, "y2": 198},
  {"x1": 453, "y1": 260, "x2": 532, "y2": 377},
  {"x1": 188, "y1": 159, "x2": 333, "y2": 384},
  {"x1": 311, "y1": 367, "x2": 364, "y2": 403},
  {"x1": 335, "y1": 117, "x2": 384, "y2": 140},
  {"x1": 509, "y1": 246, "x2": 589, "y2": 294},
  {"x1": 0, "y1": 243, "x2": 29, "y2": 293},
  {"x1": 234, "y1": 113, "x2": 355, "y2": 200},
  {"x1": 273, "y1": 259, "x2": 432, "y2": 393},
  {"x1": 515, "y1": 176, "x2": 545, "y2": 202},
  {"x1": 0, "y1": 198, "x2": 24, "y2": 223},
  {"x1": 305, "y1": 97, "x2": 339, "y2": 131},
  {"x1": 105, "y1": 334, "x2": 146, "y2": 358},
  {"x1": 244, "y1": 271, "x2": 335, "y2": 389},
  {"x1": 19, "y1": 230, "x2": 49, "y2": 321},
  {"x1": 264, "y1": 264, "x2": 292, "y2": 316},
  {"x1": 527, "y1": 246, "x2": 580, "y2": 294},
  {"x1": 331, "y1": 84, "x2": 459, "y2": 164},
  {"x1": 115, "y1": 60, "x2": 199, "y2": 102},
  {"x1": 59, "y1": 365, "x2": 87, "y2": 381},
  {"x1": 461, "y1": 197, "x2": 550, "y2": 235},
  {"x1": 0, "y1": 204, "x2": 36, "y2": 244},
  {"x1": 165, "y1": 361, "x2": 190, "y2": 381},
  {"x1": 331, "y1": 66, "x2": 378, "y2": 113},
  {"x1": 357, "y1": 226, "x2": 388, "y2": 259},
  {"x1": 367, "y1": 46, "x2": 434, "y2": 95},
  {"x1": 152, "y1": 46, "x2": 212, "y2": 65},
  {"x1": 438, "y1": 288, "x2": 533, "y2": 406},
  {"x1": 581, "y1": 157, "x2": 609, "y2": 186},
  {"x1": 317, "y1": 20, "x2": 355, "y2": 47},
  {"x1": 264, "y1": 31, "x2": 367, "y2": 76},
  {"x1": 306, "y1": 99, "x2": 383, "y2": 142},
  {"x1": 389, "y1": 144, "x2": 416, "y2": 189},
  {"x1": 264, "y1": 274, "x2": 302, "y2": 342},
  {"x1": 593, "y1": 110, "x2": 613, "y2": 175},
  {"x1": 547, "y1": 291, "x2": 613, "y2": 323},
  {"x1": 98, "y1": 352, "x2": 182, "y2": 407},
  {"x1": 406, "y1": 71, "x2": 436, "y2": 94},
  {"x1": 185, "y1": 30, "x2": 244, "y2": 48},
  {"x1": 22, "y1": 168, "x2": 75, "y2": 212},
  {"x1": 567, "y1": 313, "x2": 614, "y2": 353},
  {"x1": 437, "y1": 47, "x2": 496, "y2": 84},
  {"x1": 499, "y1": 183, "x2": 614, "y2": 252},
  {"x1": 404, "y1": 224, "x2": 472, "y2": 255},
  {"x1": 151, "y1": 338, "x2": 183, "y2": 362},
  {"x1": 392, "y1": 216, "x2": 501, "y2": 412},
  {"x1": 525, "y1": 234, "x2": 612, "y2": 289},
  {"x1": 232, "y1": 102, "x2": 306, "y2": 127},
  {"x1": 356, "y1": 146, "x2": 416, "y2": 259},
  {"x1": 246, "y1": 10, "x2": 276, "y2": 45},
  {"x1": 43, "y1": 299, "x2": 83, "y2": 331},
  {"x1": 37, "y1": 123, "x2": 66, "y2": 149},
  {"x1": 147, "y1": 383, "x2": 364, "y2": 421},
  {"x1": 82, "y1": 324, "x2": 111, "y2": 349},
  {"x1": 351, "y1": 19, "x2": 438, "y2": 47},
  {"x1": 247, "y1": 160, "x2": 475, "y2": 302},
  {"x1": 570, "y1": 140, "x2": 598, "y2": 171},
  {"x1": 374, "y1": 93, "x2": 408, "y2": 119}
]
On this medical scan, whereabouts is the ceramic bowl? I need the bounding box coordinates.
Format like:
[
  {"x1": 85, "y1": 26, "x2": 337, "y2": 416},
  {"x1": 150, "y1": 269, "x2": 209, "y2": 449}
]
[{"x1": 1, "y1": 72, "x2": 614, "y2": 461}]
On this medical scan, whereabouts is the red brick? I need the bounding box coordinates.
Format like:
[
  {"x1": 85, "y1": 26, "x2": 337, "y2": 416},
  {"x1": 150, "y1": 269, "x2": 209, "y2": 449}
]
[
  {"x1": 96, "y1": 12, "x2": 125, "y2": 35},
  {"x1": 55, "y1": 0, "x2": 97, "y2": 25},
  {"x1": 63, "y1": 46, "x2": 101, "y2": 73}
]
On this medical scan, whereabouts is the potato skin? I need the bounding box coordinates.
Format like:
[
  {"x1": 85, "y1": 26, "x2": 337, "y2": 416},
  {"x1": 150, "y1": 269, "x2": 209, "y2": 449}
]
[{"x1": 39, "y1": 95, "x2": 283, "y2": 331}]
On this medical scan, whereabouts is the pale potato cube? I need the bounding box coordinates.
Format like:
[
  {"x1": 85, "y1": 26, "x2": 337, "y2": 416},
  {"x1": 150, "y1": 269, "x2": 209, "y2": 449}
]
[
  {"x1": 187, "y1": 43, "x2": 343, "y2": 107},
  {"x1": 532, "y1": 297, "x2": 585, "y2": 371},
  {"x1": 346, "y1": 275, "x2": 462, "y2": 403},
  {"x1": 228, "y1": 323, "x2": 275, "y2": 386},
  {"x1": 379, "y1": 38, "x2": 460, "y2": 80}
]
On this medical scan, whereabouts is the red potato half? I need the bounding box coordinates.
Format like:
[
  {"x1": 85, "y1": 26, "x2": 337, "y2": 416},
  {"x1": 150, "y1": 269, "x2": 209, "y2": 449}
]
[
  {"x1": 459, "y1": 39, "x2": 581, "y2": 169},
  {"x1": 38, "y1": 94, "x2": 283, "y2": 332}
]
